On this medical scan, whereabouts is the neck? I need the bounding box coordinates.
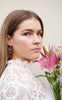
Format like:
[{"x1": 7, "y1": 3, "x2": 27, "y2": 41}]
[{"x1": 12, "y1": 56, "x2": 31, "y2": 63}]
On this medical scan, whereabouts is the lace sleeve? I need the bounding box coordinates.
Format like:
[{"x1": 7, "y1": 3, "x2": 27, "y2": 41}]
[{"x1": 0, "y1": 67, "x2": 30, "y2": 100}]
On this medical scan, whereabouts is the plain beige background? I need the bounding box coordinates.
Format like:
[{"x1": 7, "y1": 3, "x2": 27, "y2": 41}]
[{"x1": 0, "y1": 0, "x2": 62, "y2": 99}]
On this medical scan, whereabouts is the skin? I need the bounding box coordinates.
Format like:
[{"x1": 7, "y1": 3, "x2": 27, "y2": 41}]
[{"x1": 7, "y1": 18, "x2": 43, "y2": 62}]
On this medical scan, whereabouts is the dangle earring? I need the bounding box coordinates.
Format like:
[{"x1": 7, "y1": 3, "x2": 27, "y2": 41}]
[{"x1": 8, "y1": 46, "x2": 12, "y2": 54}]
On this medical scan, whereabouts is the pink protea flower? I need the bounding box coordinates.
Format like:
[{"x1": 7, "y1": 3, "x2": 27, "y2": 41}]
[{"x1": 35, "y1": 46, "x2": 60, "y2": 70}]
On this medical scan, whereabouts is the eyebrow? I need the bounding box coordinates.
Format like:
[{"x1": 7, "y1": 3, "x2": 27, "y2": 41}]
[{"x1": 21, "y1": 29, "x2": 42, "y2": 32}]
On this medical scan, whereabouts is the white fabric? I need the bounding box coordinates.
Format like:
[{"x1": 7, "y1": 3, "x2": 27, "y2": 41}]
[{"x1": 0, "y1": 59, "x2": 53, "y2": 100}]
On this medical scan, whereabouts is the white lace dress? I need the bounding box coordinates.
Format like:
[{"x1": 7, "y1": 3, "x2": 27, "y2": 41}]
[{"x1": 0, "y1": 59, "x2": 53, "y2": 100}]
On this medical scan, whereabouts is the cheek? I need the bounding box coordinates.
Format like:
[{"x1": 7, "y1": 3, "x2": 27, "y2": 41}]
[
  {"x1": 40, "y1": 39, "x2": 43, "y2": 46},
  {"x1": 41, "y1": 40, "x2": 43, "y2": 46},
  {"x1": 16, "y1": 38, "x2": 30, "y2": 49},
  {"x1": 21, "y1": 40, "x2": 29, "y2": 46}
]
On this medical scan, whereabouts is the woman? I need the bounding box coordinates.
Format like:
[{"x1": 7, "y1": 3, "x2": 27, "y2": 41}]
[{"x1": 0, "y1": 10, "x2": 52, "y2": 100}]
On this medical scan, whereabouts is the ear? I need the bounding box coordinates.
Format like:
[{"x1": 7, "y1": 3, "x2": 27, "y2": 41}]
[{"x1": 6, "y1": 35, "x2": 12, "y2": 46}]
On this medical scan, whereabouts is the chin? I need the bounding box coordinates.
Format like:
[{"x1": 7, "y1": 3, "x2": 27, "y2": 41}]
[{"x1": 31, "y1": 54, "x2": 40, "y2": 60}]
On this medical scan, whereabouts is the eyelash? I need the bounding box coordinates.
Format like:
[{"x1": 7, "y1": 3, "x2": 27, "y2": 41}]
[
  {"x1": 23, "y1": 32, "x2": 30, "y2": 36},
  {"x1": 37, "y1": 33, "x2": 43, "y2": 37},
  {"x1": 37, "y1": 33, "x2": 42, "y2": 36},
  {"x1": 23, "y1": 32, "x2": 43, "y2": 37}
]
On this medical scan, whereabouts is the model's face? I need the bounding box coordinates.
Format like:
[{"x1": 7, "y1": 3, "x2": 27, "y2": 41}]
[{"x1": 8, "y1": 18, "x2": 43, "y2": 62}]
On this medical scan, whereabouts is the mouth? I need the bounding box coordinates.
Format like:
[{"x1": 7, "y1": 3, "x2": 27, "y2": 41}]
[{"x1": 32, "y1": 48, "x2": 41, "y2": 52}]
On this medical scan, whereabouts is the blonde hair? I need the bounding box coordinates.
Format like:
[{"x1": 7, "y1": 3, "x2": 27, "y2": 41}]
[{"x1": 0, "y1": 10, "x2": 44, "y2": 77}]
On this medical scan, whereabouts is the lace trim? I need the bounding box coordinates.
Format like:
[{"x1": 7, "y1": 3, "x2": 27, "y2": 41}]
[{"x1": 7, "y1": 59, "x2": 33, "y2": 69}]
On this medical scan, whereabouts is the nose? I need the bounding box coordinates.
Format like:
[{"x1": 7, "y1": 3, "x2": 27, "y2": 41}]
[{"x1": 32, "y1": 34, "x2": 41, "y2": 44}]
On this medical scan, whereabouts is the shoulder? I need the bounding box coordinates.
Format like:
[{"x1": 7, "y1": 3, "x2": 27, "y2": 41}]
[
  {"x1": 0, "y1": 74, "x2": 30, "y2": 100},
  {"x1": 0, "y1": 61, "x2": 22, "y2": 86},
  {"x1": 0, "y1": 65, "x2": 30, "y2": 100}
]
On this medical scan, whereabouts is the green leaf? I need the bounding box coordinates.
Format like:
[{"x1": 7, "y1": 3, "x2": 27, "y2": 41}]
[
  {"x1": 45, "y1": 71, "x2": 57, "y2": 85},
  {"x1": 36, "y1": 75, "x2": 46, "y2": 77},
  {"x1": 52, "y1": 81, "x2": 61, "y2": 100},
  {"x1": 54, "y1": 65, "x2": 60, "y2": 77},
  {"x1": 49, "y1": 49, "x2": 52, "y2": 56}
]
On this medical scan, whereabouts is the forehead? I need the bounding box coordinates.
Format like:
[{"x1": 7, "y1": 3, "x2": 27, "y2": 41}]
[{"x1": 18, "y1": 18, "x2": 42, "y2": 31}]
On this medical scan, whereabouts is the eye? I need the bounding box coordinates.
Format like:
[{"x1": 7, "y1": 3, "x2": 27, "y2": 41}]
[
  {"x1": 37, "y1": 32, "x2": 43, "y2": 37},
  {"x1": 37, "y1": 33, "x2": 41, "y2": 36},
  {"x1": 23, "y1": 32, "x2": 30, "y2": 36}
]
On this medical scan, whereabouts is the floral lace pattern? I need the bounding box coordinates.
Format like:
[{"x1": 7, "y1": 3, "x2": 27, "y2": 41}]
[{"x1": 0, "y1": 59, "x2": 52, "y2": 100}]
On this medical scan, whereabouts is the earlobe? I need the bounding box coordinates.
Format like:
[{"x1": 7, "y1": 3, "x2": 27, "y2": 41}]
[{"x1": 6, "y1": 35, "x2": 12, "y2": 46}]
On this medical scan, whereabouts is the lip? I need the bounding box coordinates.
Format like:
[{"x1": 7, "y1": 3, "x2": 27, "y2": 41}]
[{"x1": 32, "y1": 48, "x2": 41, "y2": 52}]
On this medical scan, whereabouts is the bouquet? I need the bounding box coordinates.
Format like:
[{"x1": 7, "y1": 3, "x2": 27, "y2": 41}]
[{"x1": 34, "y1": 45, "x2": 62, "y2": 100}]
